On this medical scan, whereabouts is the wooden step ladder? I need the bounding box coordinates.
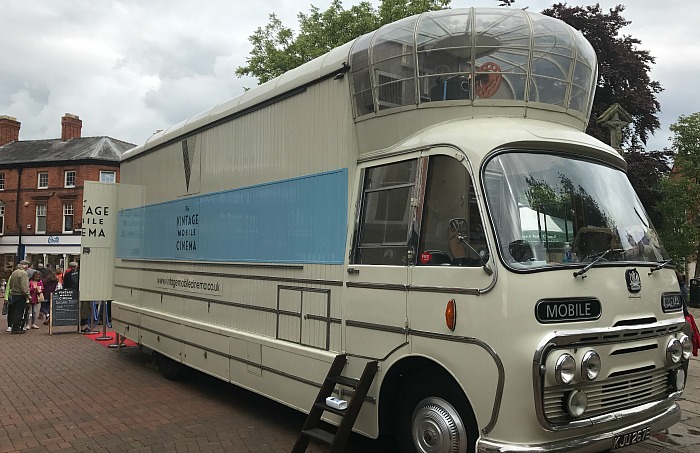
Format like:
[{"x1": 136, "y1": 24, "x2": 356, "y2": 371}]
[{"x1": 291, "y1": 354, "x2": 378, "y2": 453}]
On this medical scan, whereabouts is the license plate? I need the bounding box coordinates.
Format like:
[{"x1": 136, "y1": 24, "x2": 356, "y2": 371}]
[{"x1": 612, "y1": 426, "x2": 651, "y2": 449}]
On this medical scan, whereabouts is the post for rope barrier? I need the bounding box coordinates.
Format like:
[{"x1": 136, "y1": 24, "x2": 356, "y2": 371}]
[{"x1": 95, "y1": 300, "x2": 113, "y2": 341}]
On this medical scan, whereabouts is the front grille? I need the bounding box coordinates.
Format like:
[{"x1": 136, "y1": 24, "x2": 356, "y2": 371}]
[{"x1": 543, "y1": 367, "x2": 674, "y2": 424}]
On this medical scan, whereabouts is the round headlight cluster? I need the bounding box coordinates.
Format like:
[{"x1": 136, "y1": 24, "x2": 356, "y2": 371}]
[
  {"x1": 679, "y1": 334, "x2": 692, "y2": 360},
  {"x1": 554, "y1": 350, "x2": 602, "y2": 385},
  {"x1": 555, "y1": 354, "x2": 576, "y2": 385},
  {"x1": 581, "y1": 350, "x2": 601, "y2": 381},
  {"x1": 666, "y1": 338, "x2": 683, "y2": 364}
]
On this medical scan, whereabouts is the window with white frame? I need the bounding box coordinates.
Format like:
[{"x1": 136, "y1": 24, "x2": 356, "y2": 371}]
[
  {"x1": 36, "y1": 204, "x2": 47, "y2": 233},
  {"x1": 0, "y1": 204, "x2": 4, "y2": 235},
  {"x1": 65, "y1": 170, "x2": 76, "y2": 188},
  {"x1": 0, "y1": 173, "x2": 5, "y2": 190},
  {"x1": 100, "y1": 171, "x2": 116, "y2": 183},
  {"x1": 63, "y1": 204, "x2": 74, "y2": 233},
  {"x1": 38, "y1": 172, "x2": 48, "y2": 189}
]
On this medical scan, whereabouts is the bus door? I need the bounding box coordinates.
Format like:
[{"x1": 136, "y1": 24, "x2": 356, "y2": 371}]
[
  {"x1": 344, "y1": 158, "x2": 423, "y2": 360},
  {"x1": 409, "y1": 152, "x2": 493, "y2": 339}
]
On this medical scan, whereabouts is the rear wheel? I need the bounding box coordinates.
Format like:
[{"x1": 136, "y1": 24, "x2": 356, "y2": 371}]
[
  {"x1": 154, "y1": 352, "x2": 189, "y2": 381},
  {"x1": 397, "y1": 376, "x2": 477, "y2": 453}
]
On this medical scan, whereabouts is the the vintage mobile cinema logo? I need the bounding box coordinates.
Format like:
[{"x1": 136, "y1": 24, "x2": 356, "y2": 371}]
[
  {"x1": 535, "y1": 298, "x2": 602, "y2": 323},
  {"x1": 625, "y1": 268, "x2": 642, "y2": 293}
]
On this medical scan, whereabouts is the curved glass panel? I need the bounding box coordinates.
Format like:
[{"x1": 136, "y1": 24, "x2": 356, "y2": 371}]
[
  {"x1": 483, "y1": 152, "x2": 668, "y2": 272},
  {"x1": 372, "y1": 16, "x2": 417, "y2": 63},
  {"x1": 416, "y1": 11, "x2": 472, "y2": 103},
  {"x1": 349, "y1": 8, "x2": 597, "y2": 118},
  {"x1": 350, "y1": 33, "x2": 374, "y2": 116}
]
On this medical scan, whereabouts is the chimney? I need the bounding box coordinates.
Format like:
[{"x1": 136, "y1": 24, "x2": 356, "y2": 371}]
[
  {"x1": 0, "y1": 115, "x2": 21, "y2": 146},
  {"x1": 61, "y1": 113, "x2": 82, "y2": 141}
]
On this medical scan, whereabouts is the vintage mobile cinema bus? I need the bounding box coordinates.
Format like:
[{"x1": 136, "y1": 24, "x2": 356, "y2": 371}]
[{"x1": 109, "y1": 7, "x2": 690, "y2": 453}]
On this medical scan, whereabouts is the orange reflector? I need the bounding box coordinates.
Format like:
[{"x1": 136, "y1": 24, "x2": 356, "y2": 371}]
[{"x1": 445, "y1": 299, "x2": 457, "y2": 331}]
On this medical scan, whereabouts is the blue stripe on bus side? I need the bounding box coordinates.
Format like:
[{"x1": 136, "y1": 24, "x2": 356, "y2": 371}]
[{"x1": 116, "y1": 169, "x2": 348, "y2": 264}]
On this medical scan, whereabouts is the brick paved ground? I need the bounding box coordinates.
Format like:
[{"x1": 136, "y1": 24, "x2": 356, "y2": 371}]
[{"x1": 1, "y1": 311, "x2": 699, "y2": 453}]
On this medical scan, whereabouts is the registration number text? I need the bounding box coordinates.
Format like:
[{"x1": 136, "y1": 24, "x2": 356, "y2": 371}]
[{"x1": 612, "y1": 427, "x2": 651, "y2": 449}]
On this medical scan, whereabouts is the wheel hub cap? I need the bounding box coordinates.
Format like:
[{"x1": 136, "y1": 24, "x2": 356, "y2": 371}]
[{"x1": 412, "y1": 397, "x2": 466, "y2": 453}]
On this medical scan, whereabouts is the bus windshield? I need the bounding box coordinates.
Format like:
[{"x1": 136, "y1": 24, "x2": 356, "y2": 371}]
[{"x1": 483, "y1": 152, "x2": 668, "y2": 270}]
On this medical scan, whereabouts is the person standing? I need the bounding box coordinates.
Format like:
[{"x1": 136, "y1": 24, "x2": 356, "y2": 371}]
[
  {"x1": 7, "y1": 260, "x2": 30, "y2": 334},
  {"x1": 679, "y1": 274, "x2": 689, "y2": 312},
  {"x1": 4, "y1": 277, "x2": 10, "y2": 332},
  {"x1": 63, "y1": 262, "x2": 79, "y2": 290},
  {"x1": 64, "y1": 261, "x2": 88, "y2": 331},
  {"x1": 41, "y1": 271, "x2": 59, "y2": 325},
  {"x1": 55, "y1": 267, "x2": 64, "y2": 287},
  {"x1": 27, "y1": 271, "x2": 44, "y2": 329}
]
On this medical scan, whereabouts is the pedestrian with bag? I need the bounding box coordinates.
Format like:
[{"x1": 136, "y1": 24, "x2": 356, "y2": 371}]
[
  {"x1": 27, "y1": 270, "x2": 44, "y2": 330},
  {"x1": 7, "y1": 260, "x2": 30, "y2": 334}
]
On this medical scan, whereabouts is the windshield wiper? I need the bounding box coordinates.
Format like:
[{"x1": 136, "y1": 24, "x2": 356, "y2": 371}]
[
  {"x1": 573, "y1": 248, "x2": 625, "y2": 279},
  {"x1": 648, "y1": 259, "x2": 674, "y2": 275}
]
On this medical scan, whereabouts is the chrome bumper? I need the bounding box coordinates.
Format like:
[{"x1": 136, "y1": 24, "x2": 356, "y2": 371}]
[{"x1": 477, "y1": 403, "x2": 680, "y2": 453}]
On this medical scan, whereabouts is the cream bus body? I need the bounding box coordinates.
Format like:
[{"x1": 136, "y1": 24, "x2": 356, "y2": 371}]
[{"x1": 112, "y1": 8, "x2": 688, "y2": 453}]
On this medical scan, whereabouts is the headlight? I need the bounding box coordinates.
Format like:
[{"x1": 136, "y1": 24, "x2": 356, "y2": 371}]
[
  {"x1": 679, "y1": 334, "x2": 692, "y2": 360},
  {"x1": 666, "y1": 338, "x2": 682, "y2": 364},
  {"x1": 581, "y1": 350, "x2": 601, "y2": 381},
  {"x1": 555, "y1": 354, "x2": 576, "y2": 385},
  {"x1": 566, "y1": 389, "x2": 588, "y2": 418},
  {"x1": 671, "y1": 368, "x2": 686, "y2": 392}
]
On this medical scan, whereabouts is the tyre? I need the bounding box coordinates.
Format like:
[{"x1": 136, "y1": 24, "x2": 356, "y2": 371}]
[
  {"x1": 155, "y1": 352, "x2": 189, "y2": 381},
  {"x1": 397, "y1": 376, "x2": 477, "y2": 453}
]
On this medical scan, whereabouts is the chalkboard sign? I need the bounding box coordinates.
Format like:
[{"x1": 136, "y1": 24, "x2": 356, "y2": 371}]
[{"x1": 51, "y1": 288, "x2": 79, "y2": 327}]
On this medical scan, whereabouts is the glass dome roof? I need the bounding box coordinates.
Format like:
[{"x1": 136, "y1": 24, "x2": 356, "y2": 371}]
[{"x1": 349, "y1": 8, "x2": 597, "y2": 120}]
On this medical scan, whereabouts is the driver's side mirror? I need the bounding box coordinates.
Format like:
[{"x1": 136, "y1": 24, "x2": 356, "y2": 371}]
[{"x1": 448, "y1": 218, "x2": 468, "y2": 236}]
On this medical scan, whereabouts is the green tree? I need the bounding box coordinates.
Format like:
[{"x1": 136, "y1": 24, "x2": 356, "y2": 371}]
[
  {"x1": 624, "y1": 148, "x2": 673, "y2": 230},
  {"x1": 236, "y1": 0, "x2": 451, "y2": 83},
  {"x1": 542, "y1": 4, "x2": 663, "y2": 149},
  {"x1": 657, "y1": 113, "x2": 700, "y2": 272}
]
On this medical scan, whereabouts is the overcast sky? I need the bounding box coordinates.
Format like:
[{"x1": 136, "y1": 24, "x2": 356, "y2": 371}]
[{"x1": 1, "y1": 1, "x2": 697, "y2": 151}]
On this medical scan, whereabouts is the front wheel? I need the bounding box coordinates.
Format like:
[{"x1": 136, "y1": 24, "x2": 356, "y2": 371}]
[{"x1": 397, "y1": 377, "x2": 477, "y2": 453}]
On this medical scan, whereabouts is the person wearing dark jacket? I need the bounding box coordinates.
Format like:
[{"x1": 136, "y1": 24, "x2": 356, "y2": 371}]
[
  {"x1": 64, "y1": 261, "x2": 90, "y2": 332},
  {"x1": 40, "y1": 271, "x2": 59, "y2": 325},
  {"x1": 63, "y1": 261, "x2": 79, "y2": 290}
]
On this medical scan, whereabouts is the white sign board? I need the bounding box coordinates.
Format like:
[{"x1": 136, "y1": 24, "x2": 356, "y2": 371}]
[{"x1": 80, "y1": 182, "x2": 119, "y2": 300}]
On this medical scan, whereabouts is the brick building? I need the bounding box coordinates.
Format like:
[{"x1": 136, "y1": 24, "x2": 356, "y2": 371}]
[{"x1": 0, "y1": 114, "x2": 134, "y2": 276}]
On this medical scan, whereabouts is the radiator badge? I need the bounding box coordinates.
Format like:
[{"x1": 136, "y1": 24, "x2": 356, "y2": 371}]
[{"x1": 626, "y1": 269, "x2": 641, "y2": 293}]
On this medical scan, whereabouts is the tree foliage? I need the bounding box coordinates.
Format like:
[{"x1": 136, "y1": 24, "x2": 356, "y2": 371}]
[
  {"x1": 657, "y1": 113, "x2": 700, "y2": 270},
  {"x1": 236, "y1": 0, "x2": 451, "y2": 83},
  {"x1": 542, "y1": 4, "x2": 662, "y2": 149},
  {"x1": 623, "y1": 148, "x2": 673, "y2": 230}
]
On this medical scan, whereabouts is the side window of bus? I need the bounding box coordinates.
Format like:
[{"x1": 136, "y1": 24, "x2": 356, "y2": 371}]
[
  {"x1": 353, "y1": 160, "x2": 418, "y2": 265},
  {"x1": 419, "y1": 155, "x2": 486, "y2": 266}
]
